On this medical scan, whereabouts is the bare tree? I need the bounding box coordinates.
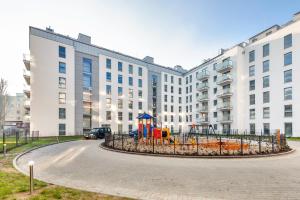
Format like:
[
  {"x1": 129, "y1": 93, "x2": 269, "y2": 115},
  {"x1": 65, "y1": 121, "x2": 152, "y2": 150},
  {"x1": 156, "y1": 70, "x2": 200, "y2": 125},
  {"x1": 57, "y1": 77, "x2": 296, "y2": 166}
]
[{"x1": 0, "y1": 78, "x2": 8, "y2": 134}]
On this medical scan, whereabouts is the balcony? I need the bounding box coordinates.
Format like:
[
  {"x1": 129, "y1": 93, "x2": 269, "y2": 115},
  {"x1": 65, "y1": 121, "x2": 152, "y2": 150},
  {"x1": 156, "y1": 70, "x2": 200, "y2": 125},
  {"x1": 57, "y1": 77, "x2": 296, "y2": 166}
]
[
  {"x1": 23, "y1": 69, "x2": 30, "y2": 85},
  {"x1": 23, "y1": 54, "x2": 31, "y2": 71},
  {"x1": 196, "y1": 82, "x2": 209, "y2": 92},
  {"x1": 217, "y1": 88, "x2": 233, "y2": 98},
  {"x1": 218, "y1": 102, "x2": 232, "y2": 110},
  {"x1": 216, "y1": 60, "x2": 233, "y2": 73},
  {"x1": 24, "y1": 100, "x2": 30, "y2": 110},
  {"x1": 197, "y1": 71, "x2": 210, "y2": 81},
  {"x1": 218, "y1": 116, "x2": 233, "y2": 123},
  {"x1": 197, "y1": 117, "x2": 209, "y2": 125},
  {"x1": 197, "y1": 94, "x2": 209, "y2": 102},
  {"x1": 217, "y1": 74, "x2": 232, "y2": 86},
  {"x1": 197, "y1": 106, "x2": 209, "y2": 113},
  {"x1": 24, "y1": 86, "x2": 30, "y2": 98}
]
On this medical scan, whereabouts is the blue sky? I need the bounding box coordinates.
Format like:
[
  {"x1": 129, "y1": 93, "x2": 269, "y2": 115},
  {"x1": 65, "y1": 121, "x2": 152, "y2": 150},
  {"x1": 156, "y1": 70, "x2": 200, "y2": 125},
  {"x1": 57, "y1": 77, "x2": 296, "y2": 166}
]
[{"x1": 0, "y1": 0, "x2": 299, "y2": 94}]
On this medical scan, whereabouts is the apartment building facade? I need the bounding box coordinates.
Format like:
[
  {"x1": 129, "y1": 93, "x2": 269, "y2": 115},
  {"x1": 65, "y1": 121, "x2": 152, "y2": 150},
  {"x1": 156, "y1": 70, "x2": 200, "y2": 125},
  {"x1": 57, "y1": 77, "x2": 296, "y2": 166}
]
[{"x1": 23, "y1": 12, "x2": 300, "y2": 137}]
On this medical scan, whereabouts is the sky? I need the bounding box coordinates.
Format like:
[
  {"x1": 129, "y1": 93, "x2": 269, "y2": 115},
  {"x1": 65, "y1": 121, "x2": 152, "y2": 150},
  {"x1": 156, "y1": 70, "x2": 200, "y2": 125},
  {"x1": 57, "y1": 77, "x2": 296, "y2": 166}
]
[{"x1": 0, "y1": 0, "x2": 299, "y2": 95}]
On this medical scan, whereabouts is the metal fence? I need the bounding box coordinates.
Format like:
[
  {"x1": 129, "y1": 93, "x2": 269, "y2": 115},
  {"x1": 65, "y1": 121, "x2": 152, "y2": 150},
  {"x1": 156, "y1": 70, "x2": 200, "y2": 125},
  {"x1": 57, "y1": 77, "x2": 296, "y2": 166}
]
[
  {"x1": 0, "y1": 129, "x2": 39, "y2": 153},
  {"x1": 104, "y1": 132, "x2": 289, "y2": 156}
]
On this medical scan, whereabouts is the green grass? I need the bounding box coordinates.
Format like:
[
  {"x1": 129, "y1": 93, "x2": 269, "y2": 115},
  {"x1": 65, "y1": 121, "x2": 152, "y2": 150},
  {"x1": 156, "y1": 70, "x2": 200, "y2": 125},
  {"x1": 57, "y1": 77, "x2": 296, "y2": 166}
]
[
  {"x1": 287, "y1": 137, "x2": 300, "y2": 141},
  {"x1": 0, "y1": 136, "x2": 132, "y2": 200}
]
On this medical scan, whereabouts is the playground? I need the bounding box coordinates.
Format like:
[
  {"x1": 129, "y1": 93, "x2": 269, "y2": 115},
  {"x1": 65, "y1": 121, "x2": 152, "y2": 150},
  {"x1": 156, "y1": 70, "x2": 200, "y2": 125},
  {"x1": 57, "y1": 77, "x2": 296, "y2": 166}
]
[{"x1": 104, "y1": 113, "x2": 290, "y2": 157}]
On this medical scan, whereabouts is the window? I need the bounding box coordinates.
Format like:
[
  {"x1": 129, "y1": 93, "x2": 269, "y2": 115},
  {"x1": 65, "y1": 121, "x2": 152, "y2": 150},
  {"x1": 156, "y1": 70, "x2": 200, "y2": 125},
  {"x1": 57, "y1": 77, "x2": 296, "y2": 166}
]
[
  {"x1": 249, "y1": 80, "x2": 255, "y2": 91},
  {"x1": 138, "y1": 102, "x2": 142, "y2": 110},
  {"x1": 250, "y1": 124, "x2": 255, "y2": 134},
  {"x1": 106, "y1": 58, "x2": 111, "y2": 69},
  {"x1": 284, "y1": 105, "x2": 292, "y2": 117},
  {"x1": 284, "y1": 87, "x2": 292, "y2": 100},
  {"x1": 263, "y1": 76, "x2": 269, "y2": 88},
  {"x1": 285, "y1": 123, "x2": 293, "y2": 137},
  {"x1": 128, "y1": 100, "x2": 133, "y2": 109},
  {"x1": 189, "y1": 85, "x2": 192, "y2": 93},
  {"x1": 249, "y1": 94, "x2": 255, "y2": 105},
  {"x1": 284, "y1": 34, "x2": 292, "y2": 49},
  {"x1": 214, "y1": 112, "x2": 217, "y2": 118},
  {"x1": 106, "y1": 98, "x2": 111, "y2": 108},
  {"x1": 59, "y1": 62, "x2": 66, "y2": 73},
  {"x1": 186, "y1": 87, "x2": 188, "y2": 94},
  {"x1": 59, "y1": 108, "x2": 66, "y2": 119},
  {"x1": 249, "y1": 50, "x2": 255, "y2": 62},
  {"x1": 128, "y1": 89, "x2": 133, "y2": 98},
  {"x1": 164, "y1": 74, "x2": 168, "y2": 82},
  {"x1": 263, "y1": 60, "x2": 269, "y2": 73},
  {"x1": 171, "y1": 115, "x2": 174, "y2": 122},
  {"x1": 128, "y1": 64, "x2": 133, "y2": 74},
  {"x1": 106, "y1": 85, "x2": 111, "y2": 95},
  {"x1": 178, "y1": 78, "x2": 182, "y2": 85},
  {"x1": 128, "y1": 77, "x2": 133, "y2": 86},
  {"x1": 59, "y1": 77, "x2": 66, "y2": 88},
  {"x1": 138, "y1": 67, "x2": 143, "y2": 76},
  {"x1": 263, "y1": 107, "x2": 270, "y2": 119},
  {"x1": 59, "y1": 92, "x2": 66, "y2": 104},
  {"x1": 138, "y1": 79, "x2": 142, "y2": 87},
  {"x1": 179, "y1": 106, "x2": 182, "y2": 113},
  {"x1": 118, "y1": 87, "x2": 123, "y2": 96},
  {"x1": 118, "y1": 99, "x2": 123, "y2": 109},
  {"x1": 214, "y1": 100, "x2": 217, "y2": 106},
  {"x1": 164, "y1": 95, "x2": 167, "y2": 102},
  {"x1": 118, "y1": 112, "x2": 123, "y2": 121},
  {"x1": 250, "y1": 109, "x2": 255, "y2": 119},
  {"x1": 164, "y1": 105, "x2": 168, "y2": 112},
  {"x1": 59, "y1": 46, "x2": 66, "y2": 58},
  {"x1": 118, "y1": 75, "x2": 123, "y2": 84},
  {"x1": 171, "y1": 105, "x2": 174, "y2": 112},
  {"x1": 106, "y1": 72, "x2": 111, "y2": 82},
  {"x1": 189, "y1": 75, "x2": 192, "y2": 82},
  {"x1": 171, "y1": 86, "x2": 174, "y2": 93},
  {"x1": 164, "y1": 115, "x2": 168, "y2": 122},
  {"x1": 284, "y1": 70, "x2": 292, "y2": 83},
  {"x1": 164, "y1": 85, "x2": 168, "y2": 92},
  {"x1": 118, "y1": 124, "x2": 123, "y2": 133},
  {"x1": 171, "y1": 96, "x2": 174, "y2": 103},
  {"x1": 249, "y1": 65, "x2": 255, "y2": 76},
  {"x1": 214, "y1": 76, "x2": 217, "y2": 82},
  {"x1": 179, "y1": 88, "x2": 182, "y2": 94},
  {"x1": 118, "y1": 62, "x2": 122, "y2": 72},
  {"x1": 128, "y1": 112, "x2": 133, "y2": 121},
  {"x1": 171, "y1": 76, "x2": 174, "y2": 83},
  {"x1": 186, "y1": 77, "x2": 188, "y2": 84},
  {"x1": 83, "y1": 58, "x2": 92, "y2": 73},
  {"x1": 214, "y1": 88, "x2": 217, "y2": 94},
  {"x1": 59, "y1": 124, "x2": 66, "y2": 135},
  {"x1": 263, "y1": 91, "x2": 270, "y2": 103},
  {"x1": 263, "y1": 44, "x2": 269, "y2": 57},
  {"x1": 213, "y1": 63, "x2": 217, "y2": 70},
  {"x1": 83, "y1": 74, "x2": 92, "y2": 89},
  {"x1": 284, "y1": 52, "x2": 292, "y2": 66},
  {"x1": 138, "y1": 90, "x2": 142, "y2": 98},
  {"x1": 214, "y1": 124, "x2": 218, "y2": 130},
  {"x1": 106, "y1": 111, "x2": 111, "y2": 120},
  {"x1": 263, "y1": 123, "x2": 270, "y2": 135},
  {"x1": 179, "y1": 97, "x2": 182, "y2": 104}
]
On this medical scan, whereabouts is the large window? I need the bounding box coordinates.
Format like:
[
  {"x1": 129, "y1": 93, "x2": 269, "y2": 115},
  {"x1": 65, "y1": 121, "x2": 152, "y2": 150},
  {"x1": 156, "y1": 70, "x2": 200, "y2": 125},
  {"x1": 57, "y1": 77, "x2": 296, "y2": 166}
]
[
  {"x1": 106, "y1": 111, "x2": 111, "y2": 120},
  {"x1": 250, "y1": 109, "x2": 255, "y2": 119},
  {"x1": 249, "y1": 65, "x2": 255, "y2": 77},
  {"x1": 138, "y1": 79, "x2": 142, "y2": 87},
  {"x1": 128, "y1": 112, "x2": 133, "y2": 121},
  {"x1": 59, "y1": 108, "x2": 66, "y2": 119},
  {"x1": 263, "y1": 43, "x2": 269, "y2": 57},
  {"x1": 106, "y1": 85, "x2": 111, "y2": 95},
  {"x1": 106, "y1": 72, "x2": 111, "y2": 82},
  {"x1": 128, "y1": 77, "x2": 133, "y2": 86},
  {"x1": 263, "y1": 60, "x2": 269, "y2": 73},
  {"x1": 59, "y1": 123, "x2": 66, "y2": 135},
  {"x1": 128, "y1": 64, "x2": 133, "y2": 74},
  {"x1": 106, "y1": 58, "x2": 111, "y2": 69},
  {"x1": 164, "y1": 85, "x2": 168, "y2": 92},
  {"x1": 138, "y1": 102, "x2": 142, "y2": 110},
  {"x1": 83, "y1": 58, "x2": 92, "y2": 90},
  {"x1": 263, "y1": 107, "x2": 270, "y2": 119},
  {"x1": 285, "y1": 123, "x2": 293, "y2": 137},
  {"x1": 284, "y1": 52, "x2": 292, "y2": 66},
  {"x1": 128, "y1": 89, "x2": 133, "y2": 98},
  {"x1": 83, "y1": 74, "x2": 92, "y2": 89},
  {"x1": 83, "y1": 58, "x2": 92, "y2": 73},
  {"x1": 249, "y1": 94, "x2": 255, "y2": 105},
  {"x1": 284, "y1": 70, "x2": 292, "y2": 83},
  {"x1": 59, "y1": 92, "x2": 66, "y2": 104},
  {"x1": 249, "y1": 80, "x2": 255, "y2": 91},
  {"x1": 128, "y1": 100, "x2": 133, "y2": 109},
  {"x1": 118, "y1": 75, "x2": 123, "y2": 84},
  {"x1": 284, "y1": 34, "x2": 292, "y2": 49},
  {"x1": 138, "y1": 90, "x2": 142, "y2": 98},
  {"x1": 59, "y1": 77, "x2": 66, "y2": 88},
  {"x1": 164, "y1": 74, "x2": 168, "y2": 82},
  {"x1": 250, "y1": 123, "x2": 255, "y2": 134},
  {"x1": 178, "y1": 78, "x2": 182, "y2": 85},
  {"x1": 59, "y1": 46, "x2": 66, "y2": 58},
  {"x1": 263, "y1": 91, "x2": 270, "y2": 103},
  {"x1": 106, "y1": 98, "x2": 111, "y2": 108},
  {"x1": 118, "y1": 99, "x2": 123, "y2": 109},
  {"x1": 263, "y1": 76, "x2": 270, "y2": 88},
  {"x1": 249, "y1": 50, "x2": 255, "y2": 62},
  {"x1": 118, "y1": 112, "x2": 123, "y2": 121},
  {"x1": 118, "y1": 62, "x2": 122, "y2": 72},
  {"x1": 59, "y1": 62, "x2": 66, "y2": 73},
  {"x1": 138, "y1": 67, "x2": 143, "y2": 76},
  {"x1": 284, "y1": 87, "x2": 292, "y2": 100},
  {"x1": 263, "y1": 123, "x2": 270, "y2": 135},
  {"x1": 284, "y1": 105, "x2": 292, "y2": 117},
  {"x1": 118, "y1": 87, "x2": 123, "y2": 96}
]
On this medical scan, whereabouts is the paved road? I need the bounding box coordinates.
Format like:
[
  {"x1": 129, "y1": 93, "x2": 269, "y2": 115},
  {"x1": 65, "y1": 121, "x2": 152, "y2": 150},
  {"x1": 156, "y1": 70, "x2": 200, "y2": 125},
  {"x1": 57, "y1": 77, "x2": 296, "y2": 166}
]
[{"x1": 15, "y1": 140, "x2": 300, "y2": 200}]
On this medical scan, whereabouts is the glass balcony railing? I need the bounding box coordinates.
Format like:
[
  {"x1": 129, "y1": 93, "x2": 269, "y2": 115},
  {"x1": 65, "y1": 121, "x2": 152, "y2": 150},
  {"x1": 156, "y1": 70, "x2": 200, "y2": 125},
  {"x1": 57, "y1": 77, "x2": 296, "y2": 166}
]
[
  {"x1": 196, "y1": 82, "x2": 209, "y2": 91},
  {"x1": 218, "y1": 116, "x2": 233, "y2": 123},
  {"x1": 23, "y1": 54, "x2": 31, "y2": 71},
  {"x1": 217, "y1": 74, "x2": 232, "y2": 85},
  {"x1": 197, "y1": 71, "x2": 210, "y2": 80},
  {"x1": 197, "y1": 94, "x2": 209, "y2": 101},
  {"x1": 198, "y1": 106, "x2": 209, "y2": 112},
  {"x1": 218, "y1": 102, "x2": 232, "y2": 110},
  {"x1": 216, "y1": 60, "x2": 233, "y2": 72},
  {"x1": 217, "y1": 88, "x2": 233, "y2": 97}
]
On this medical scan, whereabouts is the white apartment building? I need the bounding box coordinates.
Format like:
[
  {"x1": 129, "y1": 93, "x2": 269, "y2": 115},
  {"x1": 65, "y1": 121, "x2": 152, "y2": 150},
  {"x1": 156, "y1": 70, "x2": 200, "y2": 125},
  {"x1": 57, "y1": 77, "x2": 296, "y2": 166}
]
[{"x1": 23, "y1": 12, "x2": 300, "y2": 137}]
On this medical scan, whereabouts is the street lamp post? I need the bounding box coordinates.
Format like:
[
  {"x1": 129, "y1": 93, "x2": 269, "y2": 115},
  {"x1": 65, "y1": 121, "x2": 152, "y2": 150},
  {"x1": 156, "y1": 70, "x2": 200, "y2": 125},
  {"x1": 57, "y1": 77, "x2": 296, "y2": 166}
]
[{"x1": 28, "y1": 161, "x2": 34, "y2": 195}]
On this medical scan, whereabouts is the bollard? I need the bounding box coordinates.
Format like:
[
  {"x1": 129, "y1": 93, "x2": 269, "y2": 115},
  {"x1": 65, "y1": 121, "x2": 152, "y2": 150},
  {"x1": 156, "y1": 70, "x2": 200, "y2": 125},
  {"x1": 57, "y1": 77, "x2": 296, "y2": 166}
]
[
  {"x1": 3, "y1": 144, "x2": 6, "y2": 157},
  {"x1": 112, "y1": 134, "x2": 115, "y2": 149},
  {"x1": 219, "y1": 136, "x2": 222, "y2": 155},
  {"x1": 240, "y1": 136, "x2": 243, "y2": 155},
  {"x1": 259, "y1": 136, "x2": 262, "y2": 154},
  {"x1": 28, "y1": 161, "x2": 34, "y2": 195}
]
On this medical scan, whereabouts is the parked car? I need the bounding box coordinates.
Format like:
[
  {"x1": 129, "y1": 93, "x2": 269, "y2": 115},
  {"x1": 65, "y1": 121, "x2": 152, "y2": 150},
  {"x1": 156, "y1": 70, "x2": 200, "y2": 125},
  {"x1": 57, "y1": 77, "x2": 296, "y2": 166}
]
[
  {"x1": 129, "y1": 129, "x2": 138, "y2": 138},
  {"x1": 84, "y1": 127, "x2": 111, "y2": 139}
]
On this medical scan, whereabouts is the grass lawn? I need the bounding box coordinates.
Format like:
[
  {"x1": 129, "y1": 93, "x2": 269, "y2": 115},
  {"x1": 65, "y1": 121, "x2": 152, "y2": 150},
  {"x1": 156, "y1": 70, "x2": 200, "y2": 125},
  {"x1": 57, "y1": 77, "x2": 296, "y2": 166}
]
[
  {"x1": 0, "y1": 136, "x2": 133, "y2": 200},
  {"x1": 287, "y1": 137, "x2": 300, "y2": 141}
]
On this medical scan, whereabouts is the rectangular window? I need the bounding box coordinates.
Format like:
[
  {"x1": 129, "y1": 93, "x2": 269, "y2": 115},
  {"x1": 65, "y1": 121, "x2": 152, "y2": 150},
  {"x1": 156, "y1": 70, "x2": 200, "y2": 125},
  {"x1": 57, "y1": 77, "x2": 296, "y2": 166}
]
[
  {"x1": 263, "y1": 123, "x2": 270, "y2": 135},
  {"x1": 138, "y1": 90, "x2": 142, "y2": 98},
  {"x1": 179, "y1": 88, "x2": 182, "y2": 94},
  {"x1": 164, "y1": 105, "x2": 168, "y2": 112},
  {"x1": 106, "y1": 111, "x2": 111, "y2": 120},
  {"x1": 118, "y1": 87, "x2": 123, "y2": 96},
  {"x1": 118, "y1": 75, "x2": 123, "y2": 84},
  {"x1": 83, "y1": 74, "x2": 92, "y2": 89},
  {"x1": 128, "y1": 112, "x2": 133, "y2": 121},
  {"x1": 285, "y1": 123, "x2": 293, "y2": 137},
  {"x1": 250, "y1": 123, "x2": 255, "y2": 134},
  {"x1": 138, "y1": 79, "x2": 142, "y2": 87},
  {"x1": 249, "y1": 80, "x2": 255, "y2": 91},
  {"x1": 171, "y1": 86, "x2": 174, "y2": 93},
  {"x1": 178, "y1": 78, "x2": 182, "y2": 85},
  {"x1": 284, "y1": 34, "x2": 292, "y2": 49},
  {"x1": 118, "y1": 124, "x2": 123, "y2": 133},
  {"x1": 250, "y1": 109, "x2": 255, "y2": 119},
  {"x1": 284, "y1": 70, "x2": 292, "y2": 83},
  {"x1": 118, "y1": 62, "x2": 122, "y2": 72},
  {"x1": 128, "y1": 89, "x2": 133, "y2": 98},
  {"x1": 284, "y1": 52, "x2": 292, "y2": 66},
  {"x1": 59, "y1": 123, "x2": 66, "y2": 135},
  {"x1": 59, "y1": 46, "x2": 66, "y2": 58},
  {"x1": 164, "y1": 85, "x2": 168, "y2": 92},
  {"x1": 138, "y1": 67, "x2": 143, "y2": 76},
  {"x1": 138, "y1": 102, "x2": 142, "y2": 110},
  {"x1": 106, "y1": 98, "x2": 111, "y2": 108},
  {"x1": 59, "y1": 62, "x2": 66, "y2": 73},
  {"x1": 171, "y1": 96, "x2": 174, "y2": 103},
  {"x1": 171, "y1": 105, "x2": 174, "y2": 112},
  {"x1": 118, "y1": 112, "x2": 123, "y2": 121},
  {"x1": 59, "y1": 108, "x2": 66, "y2": 119},
  {"x1": 186, "y1": 77, "x2": 188, "y2": 84},
  {"x1": 263, "y1": 107, "x2": 270, "y2": 119},
  {"x1": 128, "y1": 100, "x2": 133, "y2": 109},
  {"x1": 59, "y1": 92, "x2": 66, "y2": 104},
  {"x1": 83, "y1": 58, "x2": 92, "y2": 73},
  {"x1": 164, "y1": 74, "x2": 168, "y2": 82},
  {"x1": 128, "y1": 64, "x2": 133, "y2": 74},
  {"x1": 171, "y1": 76, "x2": 174, "y2": 83},
  {"x1": 106, "y1": 85, "x2": 111, "y2": 95},
  {"x1": 128, "y1": 77, "x2": 133, "y2": 86},
  {"x1": 249, "y1": 50, "x2": 255, "y2": 62},
  {"x1": 284, "y1": 87, "x2": 292, "y2": 100},
  {"x1": 164, "y1": 95, "x2": 167, "y2": 102},
  {"x1": 59, "y1": 77, "x2": 66, "y2": 88},
  {"x1": 189, "y1": 75, "x2": 192, "y2": 82},
  {"x1": 263, "y1": 76, "x2": 269, "y2": 88},
  {"x1": 118, "y1": 99, "x2": 123, "y2": 109},
  {"x1": 214, "y1": 112, "x2": 217, "y2": 118},
  {"x1": 106, "y1": 72, "x2": 111, "y2": 82},
  {"x1": 249, "y1": 94, "x2": 255, "y2": 105},
  {"x1": 128, "y1": 125, "x2": 133, "y2": 132},
  {"x1": 106, "y1": 58, "x2": 111, "y2": 69},
  {"x1": 284, "y1": 105, "x2": 292, "y2": 117},
  {"x1": 263, "y1": 91, "x2": 270, "y2": 103},
  {"x1": 249, "y1": 65, "x2": 255, "y2": 77},
  {"x1": 263, "y1": 60, "x2": 269, "y2": 73},
  {"x1": 263, "y1": 44, "x2": 269, "y2": 57}
]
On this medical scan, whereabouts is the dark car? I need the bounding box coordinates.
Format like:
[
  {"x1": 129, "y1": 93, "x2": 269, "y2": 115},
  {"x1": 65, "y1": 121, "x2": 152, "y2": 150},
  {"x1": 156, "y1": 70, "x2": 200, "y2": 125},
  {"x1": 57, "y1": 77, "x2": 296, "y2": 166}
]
[{"x1": 84, "y1": 127, "x2": 111, "y2": 139}]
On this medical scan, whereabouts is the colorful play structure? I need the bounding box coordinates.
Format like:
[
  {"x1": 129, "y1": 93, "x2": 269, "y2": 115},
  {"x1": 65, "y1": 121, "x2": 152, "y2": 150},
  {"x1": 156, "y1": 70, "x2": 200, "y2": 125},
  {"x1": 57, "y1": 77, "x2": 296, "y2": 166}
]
[{"x1": 137, "y1": 113, "x2": 172, "y2": 144}]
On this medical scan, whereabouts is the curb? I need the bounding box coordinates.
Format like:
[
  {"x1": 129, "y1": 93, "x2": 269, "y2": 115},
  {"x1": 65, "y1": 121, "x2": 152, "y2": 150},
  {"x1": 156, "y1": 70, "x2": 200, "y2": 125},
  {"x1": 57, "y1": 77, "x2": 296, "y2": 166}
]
[{"x1": 100, "y1": 142, "x2": 295, "y2": 159}]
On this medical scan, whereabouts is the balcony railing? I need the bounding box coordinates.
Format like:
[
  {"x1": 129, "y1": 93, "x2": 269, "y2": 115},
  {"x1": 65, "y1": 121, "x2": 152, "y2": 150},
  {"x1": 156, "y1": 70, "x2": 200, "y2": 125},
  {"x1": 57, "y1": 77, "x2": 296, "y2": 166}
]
[
  {"x1": 218, "y1": 102, "x2": 232, "y2": 110},
  {"x1": 196, "y1": 82, "x2": 209, "y2": 91},
  {"x1": 196, "y1": 71, "x2": 210, "y2": 81},
  {"x1": 23, "y1": 86, "x2": 31, "y2": 98},
  {"x1": 217, "y1": 74, "x2": 232, "y2": 85},
  {"x1": 24, "y1": 100, "x2": 30, "y2": 109},
  {"x1": 217, "y1": 88, "x2": 233, "y2": 98},
  {"x1": 23, "y1": 69, "x2": 31, "y2": 85},
  {"x1": 197, "y1": 117, "x2": 209, "y2": 124},
  {"x1": 218, "y1": 116, "x2": 233, "y2": 123},
  {"x1": 197, "y1": 94, "x2": 209, "y2": 102},
  {"x1": 216, "y1": 60, "x2": 233, "y2": 73},
  {"x1": 23, "y1": 54, "x2": 31, "y2": 71},
  {"x1": 197, "y1": 106, "x2": 209, "y2": 113}
]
